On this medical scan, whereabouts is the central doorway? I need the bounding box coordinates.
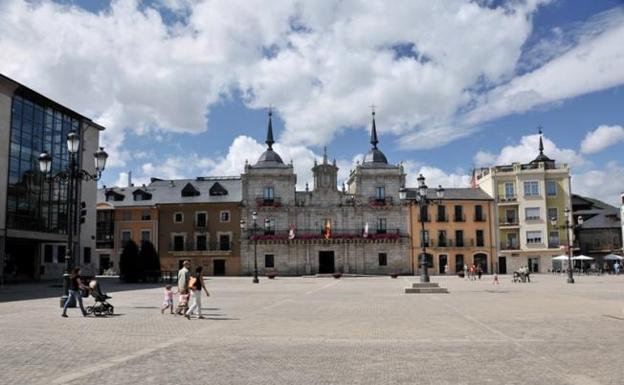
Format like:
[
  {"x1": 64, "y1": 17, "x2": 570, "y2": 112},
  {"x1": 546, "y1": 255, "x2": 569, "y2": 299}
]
[
  {"x1": 213, "y1": 259, "x2": 226, "y2": 276},
  {"x1": 318, "y1": 251, "x2": 335, "y2": 274}
]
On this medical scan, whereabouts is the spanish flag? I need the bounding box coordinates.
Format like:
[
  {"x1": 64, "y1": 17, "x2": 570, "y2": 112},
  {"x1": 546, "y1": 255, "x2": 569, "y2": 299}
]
[{"x1": 324, "y1": 219, "x2": 332, "y2": 239}]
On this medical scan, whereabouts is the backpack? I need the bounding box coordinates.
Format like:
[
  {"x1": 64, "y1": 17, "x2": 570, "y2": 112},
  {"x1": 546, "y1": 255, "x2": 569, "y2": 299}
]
[{"x1": 188, "y1": 276, "x2": 197, "y2": 289}]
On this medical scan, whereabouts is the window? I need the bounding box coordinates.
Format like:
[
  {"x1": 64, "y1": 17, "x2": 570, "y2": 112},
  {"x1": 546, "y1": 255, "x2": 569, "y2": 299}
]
[
  {"x1": 378, "y1": 253, "x2": 387, "y2": 266},
  {"x1": 122, "y1": 211, "x2": 132, "y2": 221},
  {"x1": 263, "y1": 186, "x2": 274, "y2": 200},
  {"x1": 437, "y1": 205, "x2": 447, "y2": 222},
  {"x1": 475, "y1": 205, "x2": 484, "y2": 221},
  {"x1": 525, "y1": 207, "x2": 540, "y2": 220},
  {"x1": 141, "y1": 210, "x2": 151, "y2": 221},
  {"x1": 121, "y1": 230, "x2": 132, "y2": 244},
  {"x1": 454, "y1": 205, "x2": 464, "y2": 222},
  {"x1": 548, "y1": 208, "x2": 558, "y2": 222},
  {"x1": 420, "y1": 205, "x2": 429, "y2": 222},
  {"x1": 375, "y1": 186, "x2": 385, "y2": 200},
  {"x1": 141, "y1": 230, "x2": 150, "y2": 242},
  {"x1": 524, "y1": 181, "x2": 539, "y2": 197},
  {"x1": 220, "y1": 211, "x2": 230, "y2": 223},
  {"x1": 196, "y1": 235, "x2": 207, "y2": 251},
  {"x1": 526, "y1": 231, "x2": 542, "y2": 244},
  {"x1": 505, "y1": 209, "x2": 517, "y2": 224},
  {"x1": 438, "y1": 231, "x2": 447, "y2": 247},
  {"x1": 504, "y1": 182, "x2": 515, "y2": 198},
  {"x1": 264, "y1": 217, "x2": 275, "y2": 235},
  {"x1": 83, "y1": 247, "x2": 91, "y2": 264},
  {"x1": 546, "y1": 180, "x2": 557, "y2": 196},
  {"x1": 174, "y1": 212, "x2": 184, "y2": 223},
  {"x1": 265, "y1": 254, "x2": 275, "y2": 268},
  {"x1": 421, "y1": 230, "x2": 429, "y2": 247},
  {"x1": 455, "y1": 230, "x2": 464, "y2": 247},
  {"x1": 195, "y1": 212, "x2": 207, "y2": 227},
  {"x1": 44, "y1": 245, "x2": 53, "y2": 263},
  {"x1": 173, "y1": 235, "x2": 185, "y2": 251},
  {"x1": 549, "y1": 231, "x2": 560, "y2": 247},
  {"x1": 219, "y1": 234, "x2": 231, "y2": 251},
  {"x1": 376, "y1": 218, "x2": 387, "y2": 234},
  {"x1": 57, "y1": 245, "x2": 66, "y2": 263},
  {"x1": 476, "y1": 230, "x2": 484, "y2": 247}
]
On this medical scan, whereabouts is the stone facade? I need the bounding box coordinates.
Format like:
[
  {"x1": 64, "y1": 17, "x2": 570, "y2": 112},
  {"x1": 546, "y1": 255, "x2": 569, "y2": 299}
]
[{"x1": 240, "y1": 112, "x2": 410, "y2": 276}]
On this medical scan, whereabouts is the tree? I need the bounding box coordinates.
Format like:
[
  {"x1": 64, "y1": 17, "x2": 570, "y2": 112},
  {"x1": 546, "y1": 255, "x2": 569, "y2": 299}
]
[
  {"x1": 119, "y1": 239, "x2": 141, "y2": 283},
  {"x1": 139, "y1": 240, "x2": 161, "y2": 282}
]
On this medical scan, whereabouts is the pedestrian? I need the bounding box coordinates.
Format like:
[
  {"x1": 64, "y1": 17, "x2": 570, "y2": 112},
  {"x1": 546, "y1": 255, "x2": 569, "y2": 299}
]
[
  {"x1": 185, "y1": 266, "x2": 210, "y2": 319},
  {"x1": 178, "y1": 260, "x2": 191, "y2": 293},
  {"x1": 61, "y1": 267, "x2": 89, "y2": 318},
  {"x1": 477, "y1": 265, "x2": 483, "y2": 280},
  {"x1": 614, "y1": 261, "x2": 621, "y2": 275},
  {"x1": 444, "y1": 264, "x2": 449, "y2": 275},
  {"x1": 161, "y1": 285, "x2": 174, "y2": 314},
  {"x1": 492, "y1": 273, "x2": 499, "y2": 285},
  {"x1": 463, "y1": 264, "x2": 468, "y2": 280},
  {"x1": 176, "y1": 289, "x2": 190, "y2": 315},
  {"x1": 469, "y1": 264, "x2": 476, "y2": 281}
]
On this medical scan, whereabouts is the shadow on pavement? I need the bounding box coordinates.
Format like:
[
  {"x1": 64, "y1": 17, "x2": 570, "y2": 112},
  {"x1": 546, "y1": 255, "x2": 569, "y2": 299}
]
[{"x1": 0, "y1": 277, "x2": 165, "y2": 303}]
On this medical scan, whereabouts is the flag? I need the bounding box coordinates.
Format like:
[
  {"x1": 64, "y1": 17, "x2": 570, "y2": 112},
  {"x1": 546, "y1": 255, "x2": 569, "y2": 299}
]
[
  {"x1": 363, "y1": 222, "x2": 369, "y2": 238},
  {"x1": 289, "y1": 225, "x2": 296, "y2": 240},
  {"x1": 324, "y1": 219, "x2": 332, "y2": 239}
]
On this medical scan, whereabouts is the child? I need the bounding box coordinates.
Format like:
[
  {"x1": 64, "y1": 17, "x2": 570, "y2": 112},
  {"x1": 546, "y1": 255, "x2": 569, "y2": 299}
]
[
  {"x1": 161, "y1": 285, "x2": 174, "y2": 314},
  {"x1": 492, "y1": 273, "x2": 500, "y2": 285},
  {"x1": 175, "y1": 289, "x2": 190, "y2": 315}
]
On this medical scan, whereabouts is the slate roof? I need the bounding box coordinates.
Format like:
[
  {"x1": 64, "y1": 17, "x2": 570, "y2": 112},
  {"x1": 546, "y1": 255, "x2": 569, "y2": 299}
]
[
  {"x1": 98, "y1": 177, "x2": 242, "y2": 206},
  {"x1": 579, "y1": 208, "x2": 621, "y2": 229}
]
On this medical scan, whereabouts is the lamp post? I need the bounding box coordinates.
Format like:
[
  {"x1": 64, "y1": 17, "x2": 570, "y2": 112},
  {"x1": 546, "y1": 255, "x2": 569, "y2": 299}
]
[
  {"x1": 39, "y1": 132, "x2": 108, "y2": 306},
  {"x1": 550, "y1": 208, "x2": 583, "y2": 284},
  {"x1": 241, "y1": 212, "x2": 260, "y2": 284},
  {"x1": 399, "y1": 174, "x2": 444, "y2": 283}
]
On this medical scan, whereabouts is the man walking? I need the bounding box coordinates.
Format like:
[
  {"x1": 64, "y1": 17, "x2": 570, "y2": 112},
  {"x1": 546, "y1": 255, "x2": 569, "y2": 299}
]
[{"x1": 178, "y1": 260, "x2": 191, "y2": 293}]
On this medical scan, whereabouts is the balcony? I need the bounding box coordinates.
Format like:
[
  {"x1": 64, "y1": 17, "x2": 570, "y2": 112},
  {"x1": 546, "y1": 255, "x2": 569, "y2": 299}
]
[
  {"x1": 497, "y1": 196, "x2": 518, "y2": 204},
  {"x1": 369, "y1": 196, "x2": 393, "y2": 208},
  {"x1": 436, "y1": 214, "x2": 449, "y2": 222},
  {"x1": 426, "y1": 238, "x2": 476, "y2": 248},
  {"x1": 453, "y1": 214, "x2": 466, "y2": 222},
  {"x1": 169, "y1": 241, "x2": 232, "y2": 253},
  {"x1": 255, "y1": 197, "x2": 282, "y2": 209},
  {"x1": 245, "y1": 228, "x2": 406, "y2": 242},
  {"x1": 500, "y1": 242, "x2": 520, "y2": 250},
  {"x1": 500, "y1": 219, "x2": 519, "y2": 227},
  {"x1": 194, "y1": 221, "x2": 208, "y2": 231},
  {"x1": 474, "y1": 214, "x2": 486, "y2": 222}
]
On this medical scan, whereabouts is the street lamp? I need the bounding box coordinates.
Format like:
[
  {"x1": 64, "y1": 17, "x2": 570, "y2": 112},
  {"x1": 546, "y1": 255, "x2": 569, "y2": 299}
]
[
  {"x1": 550, "y1": 208, "x2": 583, "y2": 284},
  {"x1": 399, "y1": 174, "x2": 444, "y2": 283},
  {"x1": 240, "y1": 213, "x2": 259, "y2": 284},
  {"x1": 39, "y1": 132, "x2": 108, "y2": 306}
]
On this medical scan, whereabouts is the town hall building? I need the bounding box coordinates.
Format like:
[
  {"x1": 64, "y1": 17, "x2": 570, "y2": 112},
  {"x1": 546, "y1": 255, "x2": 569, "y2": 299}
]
[{"x1": 240, "y1": 111, "x2": 411, "y2": 276}]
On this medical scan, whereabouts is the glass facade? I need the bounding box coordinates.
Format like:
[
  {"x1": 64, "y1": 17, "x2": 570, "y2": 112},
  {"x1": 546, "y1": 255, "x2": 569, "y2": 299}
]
[{"x1": 7, "y1": 93, "x2": 81, "y2": 233}]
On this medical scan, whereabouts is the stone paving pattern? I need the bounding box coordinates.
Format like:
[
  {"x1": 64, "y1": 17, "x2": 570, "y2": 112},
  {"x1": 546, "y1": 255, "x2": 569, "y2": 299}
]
[{"x1": 1, "y1": 274, "x2": 623, "y2": 385}]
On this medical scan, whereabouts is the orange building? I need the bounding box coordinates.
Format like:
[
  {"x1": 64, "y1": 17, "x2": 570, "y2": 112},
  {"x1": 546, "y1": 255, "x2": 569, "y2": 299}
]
[{"x1": 407, "y1": 188, "x2": 496, "y2": 275}]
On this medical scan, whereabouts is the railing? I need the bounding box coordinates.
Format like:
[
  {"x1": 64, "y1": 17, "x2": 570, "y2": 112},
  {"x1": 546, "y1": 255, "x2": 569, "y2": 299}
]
[
  {"x1": 500, "y1": 242, "x2": 519, "y2": 250},
  {"x1": 453, "y1": 214, "x2": 466, "y2": 222},
  {"x1": 418, "y1": 215, "x2": 430, "y2": 222},
  {"x1": 436, "y1": 214, "x2": 449, "y2": 222},
  {"x1": 500, "y1": 219, "x2": 519, "y2": 226},
  {"x1": 256, "y1": 197, "x2": 282, "y2": 208},
  {"x1": 424, "y1": 238, "x2": 476, "y2": 248},
  {"x1": 169, "y1": 241, "x2": 232, "y2": 252},
  {"x1": 474, "y1": 214, "x2": 486, "y2": 222},
  {"x1": 369, "y1": 196, "x2": 393, "y2": 207},
  {"x1": 244, "y1": 228, "x2": 406, "y2": 241},
  {"x1": 194, "y1": 221, "x2": 208, "y2": 231},
  {"x1": 498, "y1": 196, "x2": 517, "y2": 203}
]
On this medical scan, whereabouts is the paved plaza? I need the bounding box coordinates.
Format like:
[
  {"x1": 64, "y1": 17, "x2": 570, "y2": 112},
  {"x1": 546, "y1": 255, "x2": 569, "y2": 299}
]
[{"x1": 1, "y1": 274, "x2": 623, "y2": 385}]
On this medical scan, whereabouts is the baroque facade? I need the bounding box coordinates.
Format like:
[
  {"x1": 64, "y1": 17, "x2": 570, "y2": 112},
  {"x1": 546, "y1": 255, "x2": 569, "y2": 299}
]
[{"x1": 240, "y1": 111, "x2": 410, "y2": 276}]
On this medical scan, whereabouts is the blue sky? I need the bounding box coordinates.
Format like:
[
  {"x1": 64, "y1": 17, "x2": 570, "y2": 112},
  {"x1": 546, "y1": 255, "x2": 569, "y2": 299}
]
[{"x1": 0, "y1": 0, "x2": 623, "y2": 204}]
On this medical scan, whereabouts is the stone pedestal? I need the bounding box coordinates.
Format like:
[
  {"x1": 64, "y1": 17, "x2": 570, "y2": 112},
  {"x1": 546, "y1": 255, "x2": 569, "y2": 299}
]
[{"x1": 404, "y1": 282, "x2": 448, "y2": 294}]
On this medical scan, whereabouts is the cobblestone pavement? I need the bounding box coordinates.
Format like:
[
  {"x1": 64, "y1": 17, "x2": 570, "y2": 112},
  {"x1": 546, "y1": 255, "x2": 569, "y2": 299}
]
[{"x1": 1, "y1": 274, "x2": 623, "y2": 385}]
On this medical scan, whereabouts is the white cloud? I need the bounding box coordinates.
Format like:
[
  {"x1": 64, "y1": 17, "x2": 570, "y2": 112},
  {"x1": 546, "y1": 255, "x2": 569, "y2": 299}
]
[
  {"x1": 473, "y1": 133, "x2": 585, "y2": 167},
  {"x1": 580, "y1": 124, "x2": 624, "y2": 154},
  {"x1": 466, "y1": 8, "x2": 624, "y2": 125},
  {"x1": 572, "y1": 161, "x2": 624, "y2": 206}
]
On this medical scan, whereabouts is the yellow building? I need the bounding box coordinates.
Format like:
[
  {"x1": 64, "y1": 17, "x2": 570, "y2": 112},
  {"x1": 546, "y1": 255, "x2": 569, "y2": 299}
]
[
  {"x1": 407, "y1": 188, "x2": 497, "y2": 275},
  {"x1": 476, "y1": 132, "x2": 572, "y2": 273}
]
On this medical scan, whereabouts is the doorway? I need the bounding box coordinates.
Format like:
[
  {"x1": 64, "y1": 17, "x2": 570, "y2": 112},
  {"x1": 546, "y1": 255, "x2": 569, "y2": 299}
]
[
  {"x1": 439, "y1": 255, "x2": 448, "y2": 274},
  {"x1": 498, "y1": 256, "x2": 507, "y2": 274},
  {"x1": 474, "y1": 253, "x2": 488, "y2": 273},
  {"x1": 213, "y1": 260, "x2": 226, "y2": 276},
  {"x1": 318, "y1": 251, "x2": 335, "y2": 274},
  {"x1": 455, "y1": 254, "x2": 464, "y2": 274},
  {"x1": 528, "y1": 257, "x2": 539, "y2": 273}
]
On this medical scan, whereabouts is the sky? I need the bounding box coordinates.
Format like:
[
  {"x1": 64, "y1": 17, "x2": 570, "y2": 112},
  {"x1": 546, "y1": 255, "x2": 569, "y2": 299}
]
[{"x1": 0, "y1": 0, "x2": 623, "y2": 205}]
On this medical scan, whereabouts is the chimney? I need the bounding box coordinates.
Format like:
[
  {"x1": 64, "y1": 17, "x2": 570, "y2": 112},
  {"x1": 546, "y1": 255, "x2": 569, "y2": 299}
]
[{"x1": 128, "y1": 171, "x2": 132, "y2": 188}]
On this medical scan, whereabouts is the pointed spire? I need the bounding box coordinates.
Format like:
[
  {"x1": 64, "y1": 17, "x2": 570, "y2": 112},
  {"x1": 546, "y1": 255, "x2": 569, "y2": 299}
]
[
  {"x1": 538, "y1": 125, "x2": 544, "y2": 155},
  {"x1": 323, "y1": 146, "x2": 328, "y2": 164},
  {"x1": 265, "y1": 107, "x2": 274, "y2": 150},
  {"x1": 370, "y1": 110, "x2": 379, "y2": 149}
]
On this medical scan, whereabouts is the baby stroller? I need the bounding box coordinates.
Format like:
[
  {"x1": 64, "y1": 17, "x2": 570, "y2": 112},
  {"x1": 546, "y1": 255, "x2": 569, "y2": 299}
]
[{"x1": 86, "y1": 280, "x2": 114, "y2": 316}]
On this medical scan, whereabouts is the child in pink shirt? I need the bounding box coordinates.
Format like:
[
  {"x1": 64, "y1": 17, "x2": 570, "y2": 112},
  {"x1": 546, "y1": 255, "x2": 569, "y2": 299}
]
[{"x1": 161, "y1": 285, "x2": 174, "y2": 314}]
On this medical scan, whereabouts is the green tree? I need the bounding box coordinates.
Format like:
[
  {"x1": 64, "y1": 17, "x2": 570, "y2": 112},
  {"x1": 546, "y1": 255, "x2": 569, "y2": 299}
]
[
  {"x1": 139, "y1": 240, "x2": 161, "y2": 282},
  {"x1": 119, "y1": 239, "x2": 141, "y2": 283}
]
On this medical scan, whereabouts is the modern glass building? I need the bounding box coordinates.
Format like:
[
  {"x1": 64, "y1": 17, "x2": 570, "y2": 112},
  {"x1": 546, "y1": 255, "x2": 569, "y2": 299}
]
[{"x1": 0, "y1": 74, "x2": 105, "y2": 282}]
